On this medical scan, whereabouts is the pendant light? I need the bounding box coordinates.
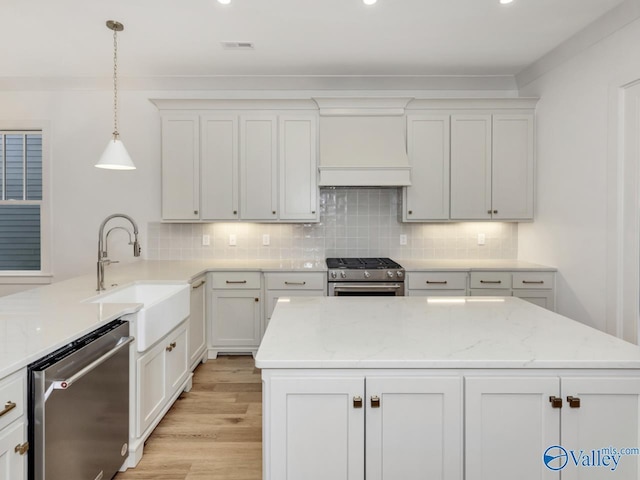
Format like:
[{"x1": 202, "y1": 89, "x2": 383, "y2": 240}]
[{"x1": 96, "y1": 20, "x2": 136, "y2": 170}]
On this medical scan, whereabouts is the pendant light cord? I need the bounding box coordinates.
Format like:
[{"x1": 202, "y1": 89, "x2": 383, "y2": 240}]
[{"x1": 112, "y1": 25, "x2": 119, "y2": 138}]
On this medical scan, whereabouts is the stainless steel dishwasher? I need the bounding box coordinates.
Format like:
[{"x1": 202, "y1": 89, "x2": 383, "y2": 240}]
[{"x1": 28, "y1": 319, "x2": 134, "y2": 480}]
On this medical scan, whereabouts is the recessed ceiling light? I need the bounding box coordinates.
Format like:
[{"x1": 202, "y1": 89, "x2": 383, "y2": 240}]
[
  {"x1": 500, "y1": 0, "x2": 514, "y2": 4},
  {"x1": 363, "y1": 0, "x2": 377, "y2": 5},
  {"x1": 218, "y1": 0, "x2": 231, "y2": 4}
]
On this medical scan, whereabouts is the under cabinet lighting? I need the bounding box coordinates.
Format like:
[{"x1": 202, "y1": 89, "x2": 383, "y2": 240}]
[
  {"x1": 218, "y1": 0, "x2": 231, "y2": 4},
  {"x1": 500, "y1": 0, "x2": 514, "y2": 4},
  {"x1": 363, "y1": 0, "x2": 378, "y2": 5}
]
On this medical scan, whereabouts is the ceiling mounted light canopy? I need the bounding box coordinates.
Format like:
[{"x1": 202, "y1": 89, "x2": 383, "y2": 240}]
[{"x1": 96, "y1": 20, "x2": 135, "y2": 171}]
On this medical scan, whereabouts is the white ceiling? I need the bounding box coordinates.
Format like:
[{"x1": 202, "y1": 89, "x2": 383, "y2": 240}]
[{"x1": 1, "y1": 0, "x2": 627, "y2": 79}]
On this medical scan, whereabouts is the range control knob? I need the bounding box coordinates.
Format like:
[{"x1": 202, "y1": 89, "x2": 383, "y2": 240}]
[
  {"x1": 387, "y1": 271, "x2": 394, "y2": 278},
  {"x1": 330, "y1": 271, "x2": 337, "y2": 279},
  {"x1": 340, "y1": 271, "x2": 347, "y2": 279},
  {"x1": 364, "y1": 271, "x2": 371, "y2": 279},
  {"x1": 397, "y1": 271, "x2": 404, "y2": 278}
]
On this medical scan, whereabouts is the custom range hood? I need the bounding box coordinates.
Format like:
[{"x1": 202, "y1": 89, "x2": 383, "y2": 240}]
[{"x1": 314, "y1": 97, "x2": 412, "y2": 187}]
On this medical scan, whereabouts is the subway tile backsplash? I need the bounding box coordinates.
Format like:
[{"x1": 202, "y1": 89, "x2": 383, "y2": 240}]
[{"x1": 146, "y1": 188, "x2": 518, "y2": 261}]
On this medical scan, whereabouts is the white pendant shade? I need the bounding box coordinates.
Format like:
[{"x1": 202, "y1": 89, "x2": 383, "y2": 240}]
[{"x1": 95, "y1": 138, "x2": 136, "y2": 170}]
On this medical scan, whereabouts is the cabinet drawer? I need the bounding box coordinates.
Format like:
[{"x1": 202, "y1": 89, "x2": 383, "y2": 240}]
[
  {"x1": 469, "y1": 272, "x2": 511, "y2": 289},
  {"x1": 265, "y1": 272, "x2": 326, "y2": 290},
  {"x1": 210, "y1": 271, "x2": 261, "y2": 289},
  {"x1": 407, "y1": 272, "x2": 467, "y2": 290},
  {"x1": 512, "y1": 272, "x2": 554, "y2": 290},
  {"x1": 0, "y1": 371, "x2": 25, "y2": 431}
]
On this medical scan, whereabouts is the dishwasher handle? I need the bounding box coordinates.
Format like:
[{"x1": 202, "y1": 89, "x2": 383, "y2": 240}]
[{"x1": 45, "y1": 336, "x2": 134, "y2": 402}]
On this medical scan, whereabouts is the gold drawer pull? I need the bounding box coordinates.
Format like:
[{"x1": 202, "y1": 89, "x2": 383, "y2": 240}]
[
  {"x1": 353, "y1": 396, "x2": 363, "y2": 408},
  {"x1": 522, "y1": 280, "x2": 544, "y2": 284},
  {"x1": 166, "y1": 342, "x2": 176, "y2": 352},
  {"x1": 0, "y1": 401, "x2": 16, "y2": 417},
  {"x1": 226, "y1": 280, "x2": 247, "y2": 284},
  {"x1": 192, "y1": 280, "x2": 205, "y2": 289},
  {"x1": 480, "y1": 280, "x2": 502, "y2": 284},
  {"x1": 549, "y1": 396, "x2": 562, "y2": 408},
  {"x1": 371, "y1": 396, "x2": 381, "y2": 408},
  {"x1": 14, "y1": 442, "x2": 28, "y2": 455},
  {"x1": 426, "y1": 281, "x2": 448, "y2": 285},
  {"x1": 284, "y1": 281, "x2": 306, "y2": 286}
]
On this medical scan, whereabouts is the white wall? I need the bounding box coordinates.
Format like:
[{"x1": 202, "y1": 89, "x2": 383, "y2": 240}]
[
  {"x1": 518, "y1": 17, "x2": 640, "y2": 332},
  {"x1": 0, "y1": 89, "x2": 162, "y2": 291}
]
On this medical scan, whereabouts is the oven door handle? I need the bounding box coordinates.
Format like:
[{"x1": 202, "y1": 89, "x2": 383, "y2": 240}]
[
  {"x1": 44, "y1": 336, "x2": 135, "y2": 402},
  {"x1": 333, "y1": 284, "x2": 403, "y2": 292}
]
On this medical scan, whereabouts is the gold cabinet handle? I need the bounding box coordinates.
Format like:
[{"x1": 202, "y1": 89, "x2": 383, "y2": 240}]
[
  {"x1": 284, "y1": 281, "x2": 306, "y2": 286},
  {"x1": 255, "y1": 298, "x2": 259, "y2": 302},
  {"x1": 567, "y1": 396, "x2": 581, "y2": 408},
  {"x1": 226, "y1": 280, "x2": 247, "y2": 284},
  {"x1": 233, "y1": 210, "x2": 238, "y2": 215},
  {"x1": 14, "y1": 442, "x2": 28, "y2": 455},
  {"x1": 426, "y1": 281, "x2": 448, "y2": 285},
  {"x1": 549, "y1": 396, "x2": 563, "y2": 408},
  {"x1": 0, "y1": 401, "x2": 16, "y2": 417},
  {"x1": 487, "y1": 210, "x2": 492, "y2": 214},
  {"x1": 480, "y1": 280, "x2": 502, "y2": 284},
  {"x1": 272, "y1": 210, "x2": 276, "y2": 215},
  {"x1": 166, "y1": 342, "x2": 176, "y2": 352},
  {"x1": 371, "y1": 396, "x2": 380, "y2": 408},
  {"x1": 408, "y1": 210, "x2": 413, "y2": 215},
  {"x1": 191, "y1": 280, "x2": 206, "y2": 289},
  {"x1": 493, "y1": 210, "x2": 498, "y2": 214},
  {"x1": 353, "y1": 396, "x2": 363, "y2": 408},
  {"x1": 194, "y1": 210, "x2": 199, "y2": 215},
  {"x1": 522, "y1": 280, "x2": 544, "y2": 284}
]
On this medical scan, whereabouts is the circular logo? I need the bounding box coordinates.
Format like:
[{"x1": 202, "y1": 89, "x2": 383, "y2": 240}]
[{"x1": 543, "y1": 445, "x2": 568, "y2": 471}]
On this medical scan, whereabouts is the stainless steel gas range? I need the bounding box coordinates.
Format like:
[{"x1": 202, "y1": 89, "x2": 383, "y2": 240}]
[{"x1": 326, "y1": 257, "x2": 405, "y2": 296}]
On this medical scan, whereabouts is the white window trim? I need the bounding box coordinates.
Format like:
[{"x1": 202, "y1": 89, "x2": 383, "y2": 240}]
[{"x1": 0, "y1": 121, "x2": 51, "y2": 278}]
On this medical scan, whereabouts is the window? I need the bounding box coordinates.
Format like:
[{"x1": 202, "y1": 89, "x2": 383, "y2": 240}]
[{"x1": 0, "y1": 131, "x2": 45, "y2": 272}]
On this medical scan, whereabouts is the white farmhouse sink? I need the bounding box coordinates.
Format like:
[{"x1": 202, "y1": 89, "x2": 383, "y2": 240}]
[{"x1": 91, "y1": 283, "x2": 190, "y2": 352}]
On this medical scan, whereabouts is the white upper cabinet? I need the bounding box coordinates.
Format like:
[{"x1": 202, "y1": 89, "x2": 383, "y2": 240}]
[
  {"x1": 450, "y1": 114, "x2": 493, "y2": 220},
  {"x1": 200, "y1": 115, "x2": 239, "y2": 221},
  {"x1": 279, "y1": 115, "x2": 318, "y2": 221},
  {"x1": 403, "y1": 115, "x2": 450, "y2": 221},
  {"x1": 491, "y1": 114, "x2": 534, "y2": 220},
  {"x1": 161, "y1": 114, "x2": 200, "y2": 220},
  {"x1": 240, "y1": 115, "x2": 279, "y2": 221}
]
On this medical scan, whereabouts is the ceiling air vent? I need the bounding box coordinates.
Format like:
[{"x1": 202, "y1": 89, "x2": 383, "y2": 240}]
[{"x1": 221, "y1": 41, "x2": 255, "y2": 50}]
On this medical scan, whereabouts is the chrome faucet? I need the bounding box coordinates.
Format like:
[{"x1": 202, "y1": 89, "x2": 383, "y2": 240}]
[{"x1": 97, "y1": 213, "x2": 141, "y2": 291}]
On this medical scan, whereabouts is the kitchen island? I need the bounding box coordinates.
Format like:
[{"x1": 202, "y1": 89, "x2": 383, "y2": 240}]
[{"x1": 255, "y1": 296, "x2": 640, "y2": 480}]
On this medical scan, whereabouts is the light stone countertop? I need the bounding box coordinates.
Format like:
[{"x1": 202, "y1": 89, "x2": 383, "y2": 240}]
[
  {"x1": 398, "y1": 259, "x2": 557, "y2": 271},
  {"x1": 255, "y1": 296, "x2": 640, "y2": 369},
  {"x1": 0, "y1": 259, "x2": 326, "y2": 379}
]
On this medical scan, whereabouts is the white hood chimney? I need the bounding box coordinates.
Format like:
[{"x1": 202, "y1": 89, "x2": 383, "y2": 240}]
[{"x1": 314, "y1": 98, "x2": 413, "y2": 187}]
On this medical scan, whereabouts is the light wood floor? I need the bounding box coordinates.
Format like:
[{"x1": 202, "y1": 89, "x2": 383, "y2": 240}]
[{"x1": 114, "y1": 355, "x2": 262, "y2": 480}]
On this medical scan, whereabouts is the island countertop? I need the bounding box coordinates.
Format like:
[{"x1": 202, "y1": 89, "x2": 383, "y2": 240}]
[{"x1": 255, "y1": 296, "x2": 640, "y2": 369}]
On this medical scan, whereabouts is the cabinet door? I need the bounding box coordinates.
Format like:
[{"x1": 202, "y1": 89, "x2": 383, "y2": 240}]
[
  {"x1": 210, "y1": 290, "x2": 262, "y2": 348},
  {"x1": 188, "y1": 277, "x2": 207, "y2": 369},
  {"x1": 240, "y1": 115, "x2": 278, "y2": 220},
  {"x1": 465, "y1": 377, "x2": 560, "y2": 480},
  {"x1": 201, "y1": 115, "x2": 239, "y2": 220},
  {"x1": 492, "y1": 114, "x2": 534, "y2": 220},
  {"x1": 0, "y1": 421, "x2": 26, "y2": 480},
  {"x1": 269, "y1": 376, "x2": 365, "y2": 480},
  {"x1": 450, "y1": 115, "x2": 492, "y2": 220},
  {"x1": 279, "y1": 115, "x2": 318, "y2": 221},
  {"x1": 404, "y1": 115, "x2": 450, "y2": 221},
  {"x1": 166, "y1": 324, "x2": 189, "y2": 392},
  {"x1": 366, "y1": 376, "x2": 462, "y2": 480},
  {"x1": 513, "y1": 290, "x2": 555, "y2": 311},
  {"x1": 561, "y1": 377, "x2": 640, "y2": 480},
  {"x1": 137, "y1": 343, "x2": 167, "y2": 436},
  {"x1": 161, "y1": 114, "x2": 200, "y2": 220}
]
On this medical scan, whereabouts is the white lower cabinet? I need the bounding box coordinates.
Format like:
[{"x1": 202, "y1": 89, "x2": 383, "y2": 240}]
[
  {"x1": 465, "y1": 376, "x2": 640, "y2": 480},
  {"x1": 0, "y1": 421, "x2": 26, "y2": 480},
  {"x1": 264, "y1": 272, "x2": 326, "y2": 331},
  {"x1": 406, "y1": 271, "x2": 468, "y2": 297},
  {"x1": 208, "y1": 272, "x2": 262, "y2": 357},
  {"x1": 265, "y1": 374, "x2": 462, "y2": 480},
  {"x1": 188, "y1": 275, "x2": 207, "y2": 370},
  {"x1": 0, "y1": 370, "x2": 26, "y2": 480}
]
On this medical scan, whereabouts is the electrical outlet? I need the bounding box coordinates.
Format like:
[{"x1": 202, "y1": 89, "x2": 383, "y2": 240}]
[
  {"x1": 399, "y1": 234, "x2": 407, "y2": 246},
  {"x1": 478, "y1": 233, "x2": 486, "y2": 246},
  {"x1": 202, "y1": 234, "x2": 210, "y2": 246},
  {"x1": 229, "y1": 234, "x2": 237, "y2": 246},
  {"x1": 262, "y1": 234, "x2": 270, "y2": 246}
]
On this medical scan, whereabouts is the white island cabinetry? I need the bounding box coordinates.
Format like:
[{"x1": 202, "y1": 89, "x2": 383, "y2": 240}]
[
  {"x1": 257, "y1": 296, "x2": 640, "y2": 480},
  {"x1": 0, "y1": 370, "x2": 27, "y2": 480}
]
